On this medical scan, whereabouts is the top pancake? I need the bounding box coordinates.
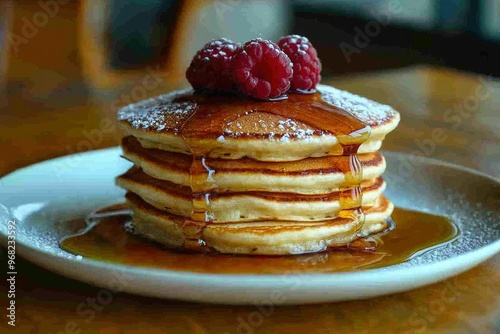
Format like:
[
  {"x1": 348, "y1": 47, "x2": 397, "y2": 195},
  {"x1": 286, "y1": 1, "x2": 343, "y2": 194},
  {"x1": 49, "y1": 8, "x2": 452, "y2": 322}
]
[{"x1": 118, "y1": 84, "x2": 400, "y2": 161}]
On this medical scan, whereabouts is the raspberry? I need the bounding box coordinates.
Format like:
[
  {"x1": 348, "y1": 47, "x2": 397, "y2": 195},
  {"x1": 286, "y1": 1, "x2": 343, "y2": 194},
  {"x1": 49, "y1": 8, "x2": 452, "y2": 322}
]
[
  {"x1": 230, "y1": 38, "x2": 293, "y2": 100},
  {"x1": 278, "y1": 35, "x2": 321, "y2": 91},
  {"x1": 186, "y1": 38, "x2": 240, "y2": 92}
]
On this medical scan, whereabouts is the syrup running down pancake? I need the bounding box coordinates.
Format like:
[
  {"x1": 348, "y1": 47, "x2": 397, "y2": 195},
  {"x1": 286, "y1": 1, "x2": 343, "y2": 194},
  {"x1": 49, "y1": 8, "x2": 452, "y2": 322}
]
[
  {"x1": 126, "y1": 192, "x2": 394, "y2": 255},
  {"x1": 121, "y1": 136, "x2": 387, "y2": 194},
  {"x1": 116, "y1": 84, "x2": 400, "y2": 255},
  {"x1": 117, "y1": 167, "x2": 386, "y2": 222}
]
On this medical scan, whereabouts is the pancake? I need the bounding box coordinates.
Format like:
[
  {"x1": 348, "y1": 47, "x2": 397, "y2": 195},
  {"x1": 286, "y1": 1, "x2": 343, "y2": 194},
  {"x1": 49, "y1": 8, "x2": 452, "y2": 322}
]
[
  {"x1": 116, "y1": 83, "x2": 399, "y2": 255},
  {"x1": 117, "y1": 167, "x2": 386, "y2": 222},
  {"x1": 126, "y1": 192, "x2": 394, "y2": 255},
  {"x1": 121, "y1": 136, "x2": 386, "y2": 194},
  {"x1": 118, "y1": 85, "x2": 400, "y2": 161}
]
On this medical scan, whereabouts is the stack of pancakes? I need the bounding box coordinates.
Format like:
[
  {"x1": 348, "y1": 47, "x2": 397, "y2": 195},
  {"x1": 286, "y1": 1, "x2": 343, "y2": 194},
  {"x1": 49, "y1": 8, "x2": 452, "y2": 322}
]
[{"x1": 117, "y1": 84, "x2": 400, "y2": 255}]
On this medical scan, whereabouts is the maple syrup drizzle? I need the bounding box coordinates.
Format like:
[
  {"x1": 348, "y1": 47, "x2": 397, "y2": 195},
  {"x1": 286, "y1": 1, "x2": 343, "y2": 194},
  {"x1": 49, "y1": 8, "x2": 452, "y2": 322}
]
[
  {"x1": 121, "y1": 136, "x2": 381, "y2": 191},
  {"x1": 170, "y1": 91, "x2": 371, "y2": 247},
  {"x1": 59, "y1": 206, "x2": 459, "y2": 273}
]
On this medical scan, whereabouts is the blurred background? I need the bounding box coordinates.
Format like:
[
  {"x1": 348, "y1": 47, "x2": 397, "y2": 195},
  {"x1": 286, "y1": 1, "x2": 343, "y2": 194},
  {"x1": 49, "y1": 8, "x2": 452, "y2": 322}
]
[
  {"x1": 1, "y1": 0, "x2": 499, "y2": 95},
  {"x1": 0, "y1": 0, "x2": 499, "y2": 176},
  {"x1": 85, "y1": 0, "x2": 500, "y2": 76}
]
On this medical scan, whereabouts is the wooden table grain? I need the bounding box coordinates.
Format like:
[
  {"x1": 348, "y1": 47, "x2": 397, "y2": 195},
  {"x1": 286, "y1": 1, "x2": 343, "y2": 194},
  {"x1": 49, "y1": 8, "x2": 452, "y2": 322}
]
[{"x1": 1, "y1": 3, "x2": 499, "y2": 333}]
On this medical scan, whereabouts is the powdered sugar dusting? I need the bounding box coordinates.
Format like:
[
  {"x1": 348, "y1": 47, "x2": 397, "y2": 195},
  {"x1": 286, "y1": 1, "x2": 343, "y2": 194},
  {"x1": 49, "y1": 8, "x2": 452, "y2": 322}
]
[
  {"x1": 118, "y1": 89, "x2": 196, "y2": 133},
  {"x1": 118, "y1": 86, "x2": 397, "y2": 137},
  {"x1": 318, "y1": 84, "x2": 396, "y2": 125},
  {"x1": 223, "y1": 111, "x2": 317, "y2": 140}
]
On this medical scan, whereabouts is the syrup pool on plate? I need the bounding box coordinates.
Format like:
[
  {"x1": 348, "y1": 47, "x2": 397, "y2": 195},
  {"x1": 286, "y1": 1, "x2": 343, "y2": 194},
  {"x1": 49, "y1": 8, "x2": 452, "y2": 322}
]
[{"x1": 59, "y1": 205, "x2": 459, "y2": 274}]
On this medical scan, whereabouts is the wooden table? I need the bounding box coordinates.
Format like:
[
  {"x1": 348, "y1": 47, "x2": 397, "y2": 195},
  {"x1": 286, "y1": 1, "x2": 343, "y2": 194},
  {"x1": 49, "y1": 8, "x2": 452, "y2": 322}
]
[{"x1": 0, "y1": 4, "x2": 499, "y2": 331}]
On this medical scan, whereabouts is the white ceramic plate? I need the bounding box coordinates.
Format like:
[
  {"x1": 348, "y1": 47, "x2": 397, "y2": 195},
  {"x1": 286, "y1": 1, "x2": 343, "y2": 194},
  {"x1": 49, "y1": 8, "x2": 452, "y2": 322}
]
[{"x1": 0, "y1": 148, "x2": 498, "y2": 305}]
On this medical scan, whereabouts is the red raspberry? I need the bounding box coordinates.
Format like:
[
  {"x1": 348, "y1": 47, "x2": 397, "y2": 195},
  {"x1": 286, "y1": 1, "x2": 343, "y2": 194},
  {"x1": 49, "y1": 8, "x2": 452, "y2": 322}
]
[
  {"x1": 230, "y1": 38, "x2": 293, "y2": 100},
  {"x1": 278, "y1": 35, "x2": 321, "y2": 91},
  {"x1": 186, "y1": 38, "x2": 240, "y2": 92}
]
